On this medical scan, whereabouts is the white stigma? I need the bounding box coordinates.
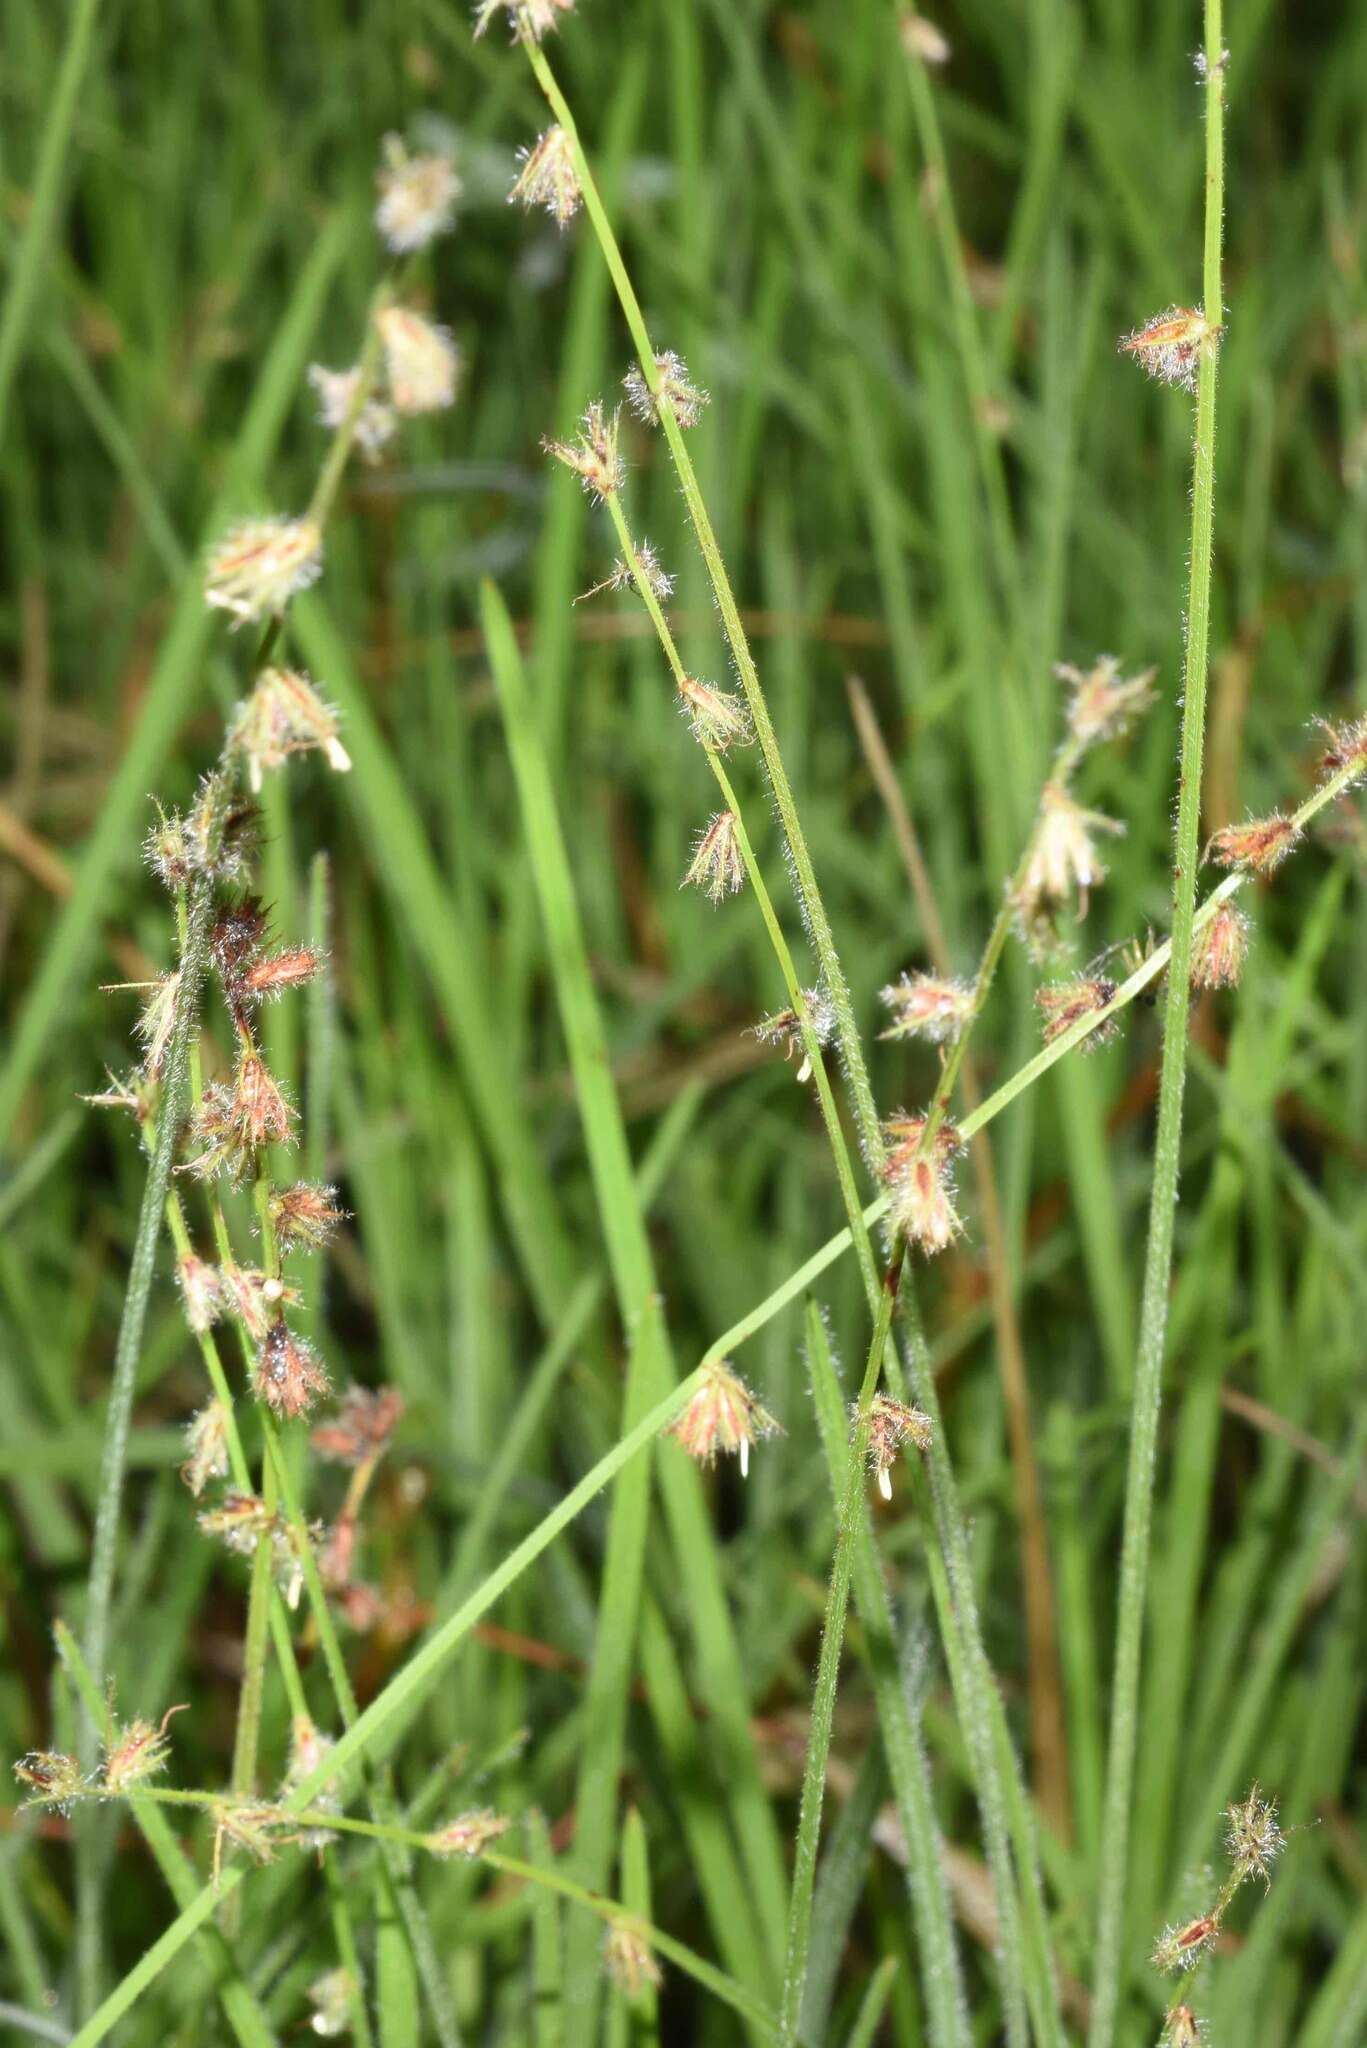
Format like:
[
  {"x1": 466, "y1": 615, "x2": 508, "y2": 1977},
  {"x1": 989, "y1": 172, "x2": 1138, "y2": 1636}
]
[
  {"x1": 878, "y1": 1467, "x2": 892, "y2": 1501},
  {"x1": 739, "y1": 1440, "x2": 749, "y2": 1479}
]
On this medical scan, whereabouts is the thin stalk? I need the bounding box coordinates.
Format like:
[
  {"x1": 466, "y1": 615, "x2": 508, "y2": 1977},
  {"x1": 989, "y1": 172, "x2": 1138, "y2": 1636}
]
[
  {"x1": 1088, "y1": 11, "x2": 1226, "y2": 2044},
  {"x1": 526, "y1": 40, "x2": 881, "y2": 1166},
  {"x1": 777, "y1": 1242, "x2": 907, "y2": 2047},
  {"x1": 850, "y1": 675, "x2": 1071, "y2": 1838},
  {"x1": 81, "y1": 869, "x2": 213, "y2": 1687},
  {"x1": 601, "y1": 493, "x2": 879, "y2": 1308}
]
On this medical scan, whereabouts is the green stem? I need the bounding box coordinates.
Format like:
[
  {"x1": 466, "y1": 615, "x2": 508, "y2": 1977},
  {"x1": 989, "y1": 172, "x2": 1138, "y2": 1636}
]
[
  {"x1": 527, "y1": 39, "x2": 881, "y2": 1170},
  {"x1": 1088, "y1": 10, "x2": 1225, "y2": 2044},
  {"x1": 600, "y1": 492, "x2": 879, "y2": 1308},
  {"x1": 777, "y1": 1242, "x2": 907, "y2": 2047},
  {"x1": 82, "y1": 865, "x2": 216, "y2": 1692}
]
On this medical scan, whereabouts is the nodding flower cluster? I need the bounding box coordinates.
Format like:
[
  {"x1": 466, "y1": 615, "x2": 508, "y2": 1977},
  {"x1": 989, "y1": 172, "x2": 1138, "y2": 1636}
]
[{"x1": 1150, "y1": 1786, "x2": 1288, "y2": 2043}]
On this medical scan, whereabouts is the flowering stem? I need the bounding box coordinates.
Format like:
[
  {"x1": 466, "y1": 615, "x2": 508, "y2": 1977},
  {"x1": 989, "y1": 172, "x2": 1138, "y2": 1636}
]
[
  {"x1": 1088, "y1": 10, "x2": 1226, "y2": 2044},
  {"x1": 82, "y1": 866, "x2": 216, "y2": 1694},
  {"x1": 526, "y1": 38, "x2": 882, "y2": 1169},
  {"x1": 777, "y1": 1240, "x2": 907, "y2": 2048},
  {"x1": 600, "y1": 492, "x2": 880, "y2": 1308},
  {"x1": 304, "y1": 273, "x2": 395, "y2": 533}
]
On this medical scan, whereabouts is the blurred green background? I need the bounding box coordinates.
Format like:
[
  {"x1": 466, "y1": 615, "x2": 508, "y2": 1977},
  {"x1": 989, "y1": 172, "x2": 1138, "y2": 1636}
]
[{"x1": 2, "y1": 1, "x2": 1365, "y2": 2042}]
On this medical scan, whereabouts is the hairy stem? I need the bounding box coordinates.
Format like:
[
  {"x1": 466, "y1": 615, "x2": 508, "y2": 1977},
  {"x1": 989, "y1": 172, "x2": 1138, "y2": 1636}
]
[{"x1": 1088, "y1": 10, "x2": 1226, "y2": 2043}]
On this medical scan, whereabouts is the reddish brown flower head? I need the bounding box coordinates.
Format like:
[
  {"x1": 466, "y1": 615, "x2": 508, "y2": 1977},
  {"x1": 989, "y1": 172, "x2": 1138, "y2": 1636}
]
[
  {"x1": 228, "y1": 668, "x2": 351, "y2": 793},
  {"x1": 879, "y1": 972, "x2": 974, "y2": 1044},
  {"x1": 858, "y1": 1393, "x2": 933, "y2": 1500},
  {"x1": 753, "y1": 988, "x2": 836, "y2": 1082},
  {"x1": 199, "y1": 1491, "x2": 277, "y2": 1559},
  {"x1": 1165, "y1": 2009, "x2": 1202, "y2": 2048},
  {"x1": 1013, "y1": 783, "x2": 1124, "y2": 952},
  {"x1": 375, "y1": 306, "x2": 460, "y2": 415},
  {"x1": 220, "y1": 1262, "x2": 298, "y2": 1343},
  {"x1": 429, "y1": 1808, "x2": 511, "y2": 1858},
  {"x1": 100, "y1": 1705, "x2": 187, "y2": 1796},
  {"x1": 270, "y1": 1181, "x2": 347, "y2": 1253},
  {"x1": 1191, "y1": 904, "x2": 1250, "y2": 990},
  {"x1": 880, "y1": 1112, "x2": 961, "y2": 1181},
  {"x1": 134, "y1": 972, "x2": 181, "y2": 1077},
  {"x1": 1313, "y1": 713, "x2": 1367, "y2": 786},
  {"x1": 211, "y1": 899, "x2": 270, "y2": 979},
  {"x1": 1207, "y1": 812, "x2": 1302, "y2": 874},
  {"x1": 887, "y1": 1150, "x2": 962, "y2": 1256},
  {"x1": 1224, "y1": 1783, "x2": 1285, "y2": 1888},
  {"x1": 181, "y1": 1402, "x2": 231, "y2": 1497},
  {"x1": 1056, "y1": 655, "x2": 1157, "y2": 747},
  {"x1": 677, "y1": 675, "x2": 751, "y2": 752},
  {"x1": 664, "y1": 1362, "x2": 781, "y2": 1477},
  {"x1": 623, "y1": 351, "x2": 709, "y2": 430},
  {"x1": 683, "y1": 811, "x2": 746, "y2": 904},
  {"x1": 509, "y1": 126, "x2": 582, "y2": 227},
  {"x1": 1151, "y1": 1915, "x2": 1219, "y2": 1974},
  {"x1": 258, "y1": 1318, "x2": 331, "y2": 1421},
  {"x1": 1035, "y1": 977, "x2": 1119, "y2": 1050},
  {"x1": 603, "y1": 1919, "x2": 664, "y2": 1998},
  {"x1": 542, "y1": 401, "x2": 623, "y2": 501},
  {"x1": 311, "y1": 1385, "x2": 406, "y2": 1467},
  {"x1": 1120, "y1": 307, "x2": 1219, "y2": 393},
  {"x1": 176, "y1": 1254, "x2": 224, "y2": 1335},
  {"x1": 14, "y1": 1750, "x2": 86, "y2": 1812},
  {"x1": 231, "y1": 1048, "x2": 297, "y2": 1151},
  {"x1": 204, "y1": 517, "x2": 322, "y2": 627},
  {"x1": 242, "y1": 947, "x2": 324, "y2": 1004}
]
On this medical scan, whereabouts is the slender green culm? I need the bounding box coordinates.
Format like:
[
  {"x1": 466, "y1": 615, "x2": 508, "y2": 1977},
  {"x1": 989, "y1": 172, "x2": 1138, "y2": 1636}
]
[{"x1": 1089, "y1": 9, "x2": 1227, "y2": 2043}]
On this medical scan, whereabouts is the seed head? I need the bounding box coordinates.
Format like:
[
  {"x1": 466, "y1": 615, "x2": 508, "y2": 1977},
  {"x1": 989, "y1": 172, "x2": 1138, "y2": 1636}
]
[
  {"x1": 199, "y1": 1490, "x2": 278, "y2": 1559},
  {"x1": 282, "y1": 1716, "x2": 340, "y2": 1851},
  {"x1": 220, "y1": 1262, "x2": 297, "y2": 1343},
  {"x1": 204, "y1": 517, "x2": 322, "y2": 627},
  {"x1": 100, "y1": 1705, "x2": 187, "y2": 1796},
  {"x1": 311, "y1": 1385, "x2": 406, "y2": 1466},
  {"x1": 509, "y1": 126, "x2": 582, "y2": 226},
  {"x1": 259, "y1": 1318, "x2": 331, "y2": 1421},
  {"x1": 375, "y1": 306, "x2": 460, "y2": 415},
  {"x1": 623, "y1": 351, "x2": 710, "y2": 429},
  {"x1": 228, "y1": 666, "x2": 352, "y2": 793},
  {"x1": 665, "y1": 1361, "x2": 780, "y2": 1477},
  {"x1": 1165, "y1": 2009, "x2": 1203, "y2": 2048},
  {"x1": 879, "y1": 972, "x2": 974, "y2": 1044},
  {"x1": 14, "y1": 1750, "x2": 86, "y2": 1813},
  {"x1": 753, "y1": 987, "x2": 836, "y2": 1082},
  {"x1": 1151, "y1": 1915, "x2": 1218, "y2": 1974},
  {"x1": 677, "y1": 675, "x2": 752, "y2": 751},
  {"x1": 143, "y1": 807, "x2": 197, "y2": 890},
  {"x1": 900, "y1": 11, "x2": 951, "y2": 64},
  {"x1": 683, "y1": 811, "x2": 746, "y2": 904},
  {"x1": 212, "y1": 1801, "x2": 295, "y2": 1886},
  {"x1": 307, "y1": 1968, "x2": 360, "y2": 2040},
  {"x1": 1035, "y1": 976, "x2": 1119, "y2": 1050},
  {"x1": 181, "y1": 1402, "x2": 232, "y2": 1497},
  {"x1": 1313, "y1": 713, "x2": 1367, "y2": 786},
  {"x1": 133, "y1": 972, "x2": 181, "y2": 1078},
  {"x1": 232, "y1": 1047, "x2": 298, "y2": 1152},
  {"x1": 881, "y1": 1111, "x2": 960, "y2": 1181},
  {"x1": 270, "y1": 1181, "x2": 347, "y2": 1253},
  {"x1": 543, "y1": 401, "x2": 624, "y2": 501},
  {"x1": 887, "y1": 1148, "x2": 962, "y2": 1256},
  {"x1": 1057, "y1": 655, "x2": 1157, "y2": 747},
  {"x1": 374, "y1": 134, "x2": 460, "y2": 253},
  {"x1": 1224, "y1": 1784, "x2": 1285, "y2": 1889},
  {"x1": 307, "y1": 364, "x2": 396, "y2": 461},
  {"x1": 83, "y1": 1068, "x2": 153, "y2": 1121},
  {"x1": 1121, "y1": 307, "x2": 1219, "y2": 393},
  {"x1": 1191, "y1": 904, "x2": 1249, "y2": 990},
  {"x1": 473, "y1": 0, "x2": 574, "y2": 42},
  {"x1": 429, "y1": 1808, "x2": 511, "y2": 1857},
  {"x1": 1206, "y1": 812, "x2": 1302, "y2": 874},
  {"x1": 242, "y1": 946, "x2": 325, "y2": 1004},
  {"x1": 858, "y1": 1393, "x2": 933, "y2": 1499},
  {"x1": 1013, "y1": 782, "x2": 1123, "y2": 951},
  {"x1": 176, "y1": 1254, "x2": 224, "y2": 1335},
  {"x1": 603, "y1": 1919, "x2": 663, "y2": 1999}
]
